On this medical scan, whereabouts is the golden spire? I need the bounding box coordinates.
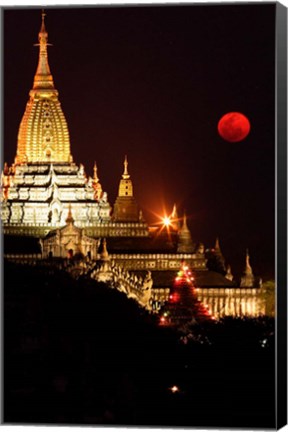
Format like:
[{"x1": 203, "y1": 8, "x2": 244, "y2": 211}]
[
  {"x1": 32, "y1": 10, "x2": 56, "y2": 95},
  {"x1": 122, "y1": 155, "x2": 130, "y2": 180},
  {"x1": 182, "y1": 212, "x2": 189, "y2": 232},
  {"x1": 92, "y1": 161, "x2": 103, "y2": 200},
  {"x1": 226, "y1": 264, "x2": 233, "y2": 281},
  {"x1": 118, "y1": 155, "x2": 133, "y2": 197},
  {"x1": 100, "y1": 238, "x2": 110, "y2": 261},
  {"x1": 245, "y1": 248, "x2": 253, "y2": 275},
  {"x1": 170, "y1": 203, "x2": 180, "y2": 230},
  {"x1": 171, "y1": 203, "x2": 178, "y2": 219},
  {"x1": 15, "y1": 11, "x2": 72, "y2": 164},
  {"x1": 93, "y1": 161, "x2": 99, "y2": 183},
  {"x1": 177, "y1": 212, "x2": 194, "y2": 253},
  {"x1": 215, "y1": 237, "x2": 220, "y2": 250}
]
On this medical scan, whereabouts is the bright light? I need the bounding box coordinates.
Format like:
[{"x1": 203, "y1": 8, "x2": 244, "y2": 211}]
[
  {"x1": 163, "y1": 216, "x2": 171, "y2": 227},
  {"x1": 170, "y1": 385, "x2": 179, "y2": 393}
]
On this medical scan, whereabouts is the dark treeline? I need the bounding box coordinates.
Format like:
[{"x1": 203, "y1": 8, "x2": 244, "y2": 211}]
[{"x1": 4, "y1": 260, "x2": 275, "y2": 428}]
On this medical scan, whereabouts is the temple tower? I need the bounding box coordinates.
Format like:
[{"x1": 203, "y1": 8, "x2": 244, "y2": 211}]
[
  {"x1": 214, "y1": 237, "x2": 226, "y2": 273},
  {"x1": 92, "y1": 162, "x2": 103, "y2": 201},
  {"x1": 225, "y1": 264, "x2": 234, "y2": 281},
  {"x1": 170, "y1": 203, "x2": 180, "y2": 231},
  {"x1": 16, "y1": 11, "x2": 72, "y2": 165},
  {"x1": 113, "y1": 156, "x2": 140, "y2": 222},
  {"x1": 240, "y1": 249, "x2": 255, "y2": 287},
  {"x1": 1, "y1": 12, "x2": 111, "y2": 234},
  {"x1": 177, "y1": 213, "x2": 194, "y2": 253}
]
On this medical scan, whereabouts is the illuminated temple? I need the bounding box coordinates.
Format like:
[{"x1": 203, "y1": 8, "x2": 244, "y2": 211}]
[{"x1": 1, "y1": 13, "x2": 265, "y2": 317}]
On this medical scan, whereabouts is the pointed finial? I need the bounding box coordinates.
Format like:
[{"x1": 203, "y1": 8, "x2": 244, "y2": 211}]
[
  {"x1": 66, "y1": 204, "x2": 74, "y2": 224},
  {"x1": 41, "y1": 9, "x2": 46, "y2": 33},
  {"x1": 100, "y1": 238, "x2": 110, "y2": 261},
  {"x1": 226, "y1": 264, "x2": 233, "y2": 281},
  {"x1": 182, "y1": 212, "x2": 188, "y2": 230},
  {"x1": 122, "y1": 155, "x2": 130, "y2": 179},
  {"x1": 171, "y1": 203, "x2": 178, "y2": 219},
  {"x1": 32, "y1": 10, "x2": 55, "y2": 93},
  {"x1": 93, "y1": 161, "x2": 99, "y2": 182},
  {"x1": 215, "y1": 237, "x2": 220, "y2": 250},
  {"x1": 177, "y1": 212, "x2": 194, "y2": 253},
  {"x1": 246, "y1": 248, "x2": 251, "y2": 265},
  {"x1": 245, "y1": 248, "x2": 253, "y2": 274}
]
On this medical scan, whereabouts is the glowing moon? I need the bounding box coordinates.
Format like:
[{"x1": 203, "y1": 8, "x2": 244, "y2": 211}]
[{"x1": 218, "y1": 112, "x2": 251, "y2": 142}]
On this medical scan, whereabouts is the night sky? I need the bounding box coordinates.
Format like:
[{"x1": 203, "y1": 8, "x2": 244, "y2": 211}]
[{"x1": 3, "y1": 4, "x2": 275, "y2": 279}]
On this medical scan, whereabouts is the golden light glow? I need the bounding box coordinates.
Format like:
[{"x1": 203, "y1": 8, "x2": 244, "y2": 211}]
[
  {"x1": 170, "y1": 386, "x2": 179, "y2": 393},
  {"x1": 163, "y1": 216, "x2": 171, "y2": 227}
]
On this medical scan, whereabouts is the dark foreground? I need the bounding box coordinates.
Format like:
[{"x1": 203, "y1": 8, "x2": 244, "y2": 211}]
[{"x1": 4, "y1": 260, "x2": 275, "y2": 428}]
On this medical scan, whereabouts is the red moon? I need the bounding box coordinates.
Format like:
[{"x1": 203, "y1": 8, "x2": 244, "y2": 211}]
[{"x1": 218, "y1": 112, "x2": 251, "y2": 142}]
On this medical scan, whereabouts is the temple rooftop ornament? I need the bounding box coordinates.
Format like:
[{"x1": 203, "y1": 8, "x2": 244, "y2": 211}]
[
  {"x1": 225, "y1": 264, "x2": 234, "y2": 281},
  {"x1": 122, "y1": 155, "x2": 130, "y2": 180},
  {"x1": 113, "y1": 156, "x2": 140, "y2": 222},
  {"x1": 32, "y1": 10, "x2": 56, "y2": 95},
  {"x1": 170, "y1": 203, "x2": 180, "y2": 230},
  {"x1": 177, "y1": 212, "x2": 194, "y2": 253},
  {"x1": 15, "y1": 10, "x2": 72, "y2": 165},
  {"x1": 240, "y1": 249, "x2": 255, "y2": 287},
  {"x1": 100, "y1": 238, "x2": 110, "y2": 262}
]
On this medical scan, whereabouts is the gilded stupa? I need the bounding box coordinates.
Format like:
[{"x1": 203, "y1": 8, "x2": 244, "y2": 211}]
[{"x1": 1, "y1": 12, "x2": 112, "y2": 235}]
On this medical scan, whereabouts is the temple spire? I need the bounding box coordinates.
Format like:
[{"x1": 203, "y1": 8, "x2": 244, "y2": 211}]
[
  {"x1": 240, "y1": 248, "x2": 255, "y2": 287},
  {"x1": 171, "y1": 203, "x2": 180, "y2": 230},
  {"x1": 171, "y1": 203, "x2": 178, "y2": 219},
  {"x1": 122, "y1": 155, "x2": 130, "y2": 180},
  {"x1": 182, "y1": 212, "x2": 188, "y2": 231},
  {"x1": 226, "y1": 264, "x2": 234, "y2": 281},
  {"x1": 92, "y1": 161, "x2": 103, "y2": 200},
  {"x1": 245, "y1": 248, "x2": 253, "y2": 275},
  {"x1": 100, "y1": 238, "x2": 110, "y2": 261},
  {"x1": 177, "y1": 212, "x2": 194, "y2": 253},
  {"x1": 32, "y1": 10, "x2": 56, "y2": 93},
  {"x1": 40, "y1": 9, "x2": 46, "y2": 34},
  {"x1": 15, "y1": 11, "x2": 72, "y2": 164},
  {"x1": 215, "y1": 237, "x2": 220, "y2": 251},
  {"x1": 93, "y1": 161, "x2": 99, "y2": 183},
  {"x1": 114, "y1": 156, "x2": 139, "y2": 221}
]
